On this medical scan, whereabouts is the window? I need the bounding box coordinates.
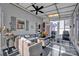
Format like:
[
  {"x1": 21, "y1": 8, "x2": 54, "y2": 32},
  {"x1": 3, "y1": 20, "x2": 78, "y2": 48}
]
[
  {"x1": 50, "y1": 21, "x2": 58, "y2": 31},
  {"x1": 59, "y1": 20, "x2": 70, "y2": 35},
  {"x1": 64, "y1": 20, "x2": 70, "y2": 32},
  {"x1": 11, "y1": 16, "x2": 16, "y2": 31},
  {"x1": 59, "y1": 20, "x2": 64, "y2": 35}
]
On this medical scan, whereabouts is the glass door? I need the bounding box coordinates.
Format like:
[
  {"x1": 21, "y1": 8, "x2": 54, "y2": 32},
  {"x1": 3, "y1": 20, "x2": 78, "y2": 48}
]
[
  {"x1": 48, "y1": 19, "x2": 77, "y2": 56},
  {"x1": 50, "y1": 21, "x2": 59, "y2": 43}
]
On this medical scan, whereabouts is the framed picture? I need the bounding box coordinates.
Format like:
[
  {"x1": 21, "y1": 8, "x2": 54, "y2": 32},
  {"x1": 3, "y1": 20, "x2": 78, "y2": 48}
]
[{"x1": 16, "y1": 20, "x2": 25, "y2": 29}]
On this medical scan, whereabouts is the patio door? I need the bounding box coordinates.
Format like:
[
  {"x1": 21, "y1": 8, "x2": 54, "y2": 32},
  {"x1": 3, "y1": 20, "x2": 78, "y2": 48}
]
[{"x1": 50, "y1": 21, "x2": 59, "y2": 42}]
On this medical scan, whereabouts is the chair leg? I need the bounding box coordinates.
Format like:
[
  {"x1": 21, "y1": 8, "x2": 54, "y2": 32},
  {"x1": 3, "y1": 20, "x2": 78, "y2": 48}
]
[{"x1": 42, "y1": 46, "x2": 46, "y2": 49}]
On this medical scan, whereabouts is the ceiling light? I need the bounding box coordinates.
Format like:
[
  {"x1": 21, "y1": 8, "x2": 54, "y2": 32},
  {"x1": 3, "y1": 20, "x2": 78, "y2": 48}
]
[{"x1": 48, "y1": 13, "x2": 59, "y2": 17}]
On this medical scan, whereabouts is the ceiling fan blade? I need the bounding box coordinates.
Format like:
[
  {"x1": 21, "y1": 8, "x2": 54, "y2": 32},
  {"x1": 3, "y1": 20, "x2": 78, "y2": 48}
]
[
  {"x1": 36, "y1": 6, "x2": 38, "y2": 9},
  {"x1": 36, "y1": 11, "x2": 38, "y2": 15},
  {"x1": 38, "y1": 6, "x2": 44, "y2": 10},
  {"x1": 32, "y1": 4, "x2": 36, "y2": 9},
  {"x1": 30, "y1": 10, "x2": 36, "y2": 12},
  {"x1": 39, "y1": 11, "x2": 44, "y2": 13}
]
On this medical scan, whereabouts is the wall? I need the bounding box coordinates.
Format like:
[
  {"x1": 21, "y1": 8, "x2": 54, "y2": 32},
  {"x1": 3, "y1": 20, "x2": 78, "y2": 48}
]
[
  {"x1": 70, "y1": 4, "x2": 79, "y2": 53},
  {"x1": 0, "y1": 3, "x2": 43, "y2": 49},
  {"x1": 0, "y1": 3, "x2": 43, "y2": 35}
]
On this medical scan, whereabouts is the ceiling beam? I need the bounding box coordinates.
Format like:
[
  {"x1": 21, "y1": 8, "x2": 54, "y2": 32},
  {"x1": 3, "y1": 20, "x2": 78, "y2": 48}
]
[
  {"x1": 17, "y1": 3, "x2": 36, "y2": 9},
  {"x1": 43, "y1": 3, "x2": 55, "y2": 9},
  {"x1": 61, "y1": 15, "x2": 72, "y2": 18},
  {"x1": 72, "y1": 3, "x2": 78, "y2": 16},
  {"x1": 55, "y1": 3, "x2": 61, "y2": 19},
  {"x1": 59, "y1": 10, "x2": 73, "y2": 14},
  {"x1": 60, "y1": 14, "x2": 72, "y2": 16},
  {"x1": 25, "y1": 3, "x2": 36, "y2": 9},
  {"x1": 25, "y1": 5, "x2": 32, "y2": 9}
]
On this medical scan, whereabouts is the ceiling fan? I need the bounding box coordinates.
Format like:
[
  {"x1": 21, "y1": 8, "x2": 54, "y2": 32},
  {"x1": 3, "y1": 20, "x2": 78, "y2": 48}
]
[{"x1": 30, "y1": 4, "x2": 44, "y2": 15}]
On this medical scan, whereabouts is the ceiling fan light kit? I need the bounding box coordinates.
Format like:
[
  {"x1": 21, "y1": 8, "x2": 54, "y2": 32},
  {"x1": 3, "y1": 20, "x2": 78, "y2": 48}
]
[{"x1": 48, "y1": 13, "x2": 59, "y2": 17}]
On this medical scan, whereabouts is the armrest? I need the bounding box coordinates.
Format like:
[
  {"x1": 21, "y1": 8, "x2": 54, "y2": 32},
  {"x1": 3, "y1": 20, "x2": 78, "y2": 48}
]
[{"x1": 18, "y1": 38, "x2": 43, "y2": 56}]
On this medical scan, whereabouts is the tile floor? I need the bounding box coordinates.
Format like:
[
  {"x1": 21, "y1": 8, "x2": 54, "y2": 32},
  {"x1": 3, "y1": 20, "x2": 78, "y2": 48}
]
[
  {"x1": 45, "y1": 39, "x2": 78, "y2": 56},
  {"x1": 1, "y1": 38, "x2": 78, "y2": 56}
]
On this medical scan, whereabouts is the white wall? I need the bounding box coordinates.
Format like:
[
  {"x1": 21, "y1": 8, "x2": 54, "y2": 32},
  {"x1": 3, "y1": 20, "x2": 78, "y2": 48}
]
[
  {"x1": 0, "y1": 3, "x2": 43, "y2": 35},
  {"x1": 70, "y1": 4, "x2": 79, "y2": 53},
  {"x1": 0, "y1": 3, "x2": 43, "y2": 49}
]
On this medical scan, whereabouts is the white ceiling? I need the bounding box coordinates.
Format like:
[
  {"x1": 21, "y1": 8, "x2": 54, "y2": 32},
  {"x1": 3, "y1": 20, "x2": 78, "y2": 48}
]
[{"x1": 13, "y1": 3, "x2": 77, "y2": 19}]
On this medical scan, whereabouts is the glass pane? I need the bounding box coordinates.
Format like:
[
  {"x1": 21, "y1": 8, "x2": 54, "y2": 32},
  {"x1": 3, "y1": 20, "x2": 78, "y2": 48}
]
[
  {"x1": 65, "y1": 29, "x2": 70, "y2": 31},
  {"x1": 59, "y1": 20, "x2": 64, "y2": 35},
  {"x1": 50, "y1": 21, "x2": 58, "y2": 31},
  {"x1": 65, "y1": 20, "x2": 70, "y2": 29},
  {"x1": 59, "y1": 28, "x2": 64, "y2": 35},
  {"x1": 59, "y1": 20, "x2": 64, "y2": 29}
]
